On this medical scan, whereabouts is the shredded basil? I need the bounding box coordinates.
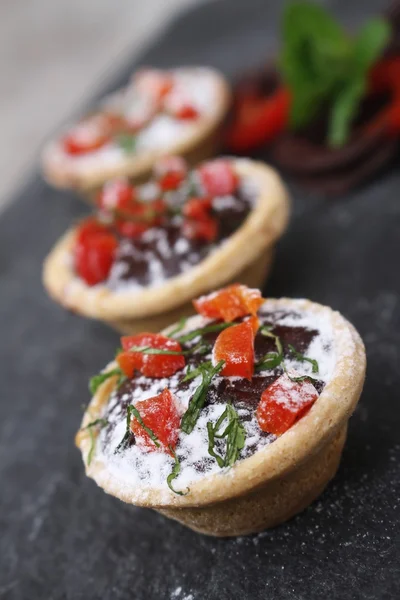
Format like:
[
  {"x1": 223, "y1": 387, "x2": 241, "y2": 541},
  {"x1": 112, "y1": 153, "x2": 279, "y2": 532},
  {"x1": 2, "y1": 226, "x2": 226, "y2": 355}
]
[
  {"x1": 180, "y1": 360, "x2": 225, "y2": 434},
  {"x1": 89, "y1": 368, "x2": 125, "y2": 396},
  {"x1": 207, "y1": 404, "x2": 246, "y2": 468},
  {"x1": 283, "y1": 364, "x2": 319, "y2": 385},
  {"x1": 168, "y1": 317, "x2": 188, "y2": 337},
  {"x1": 126, "y1": 341, "x2": 209, "y2": 357},
  {"x1": 167, "y1": 447, "x2": 189, "y2": 496},
  {"x1": 288, "y1": 344, "x2": 319, "y2": 373},
  {"x1": 129, "y1": 405, "x2": 160, "y2": 448},
  {"x1": 82, "y1": 418, "x2": 108, "y2": 466},
  {"x1": 114, "y1": 405, "x2": 136, "y2": 454},
  {"x1": 176, "y1": 321, "x2": 235, "y2": 344},
  {"x1": 116, "y1": 133, "x2": 136, "y2": 153},
  {"x1": 256, "y1": 326, "x2": 284, "y2": 372}
]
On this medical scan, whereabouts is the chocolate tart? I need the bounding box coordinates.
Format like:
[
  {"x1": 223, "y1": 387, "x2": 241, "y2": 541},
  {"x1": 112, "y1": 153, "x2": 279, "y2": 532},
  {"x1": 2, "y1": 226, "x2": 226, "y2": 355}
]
[
  {"x1": 41, "y1": 67, "x2": 231, "y2": 192},
  {"x1": 42, "y1": 158, "x2": 289, "y2": 334},
  {"x1": 75, "y1": 293, "x2": 366, "y2": 537}
]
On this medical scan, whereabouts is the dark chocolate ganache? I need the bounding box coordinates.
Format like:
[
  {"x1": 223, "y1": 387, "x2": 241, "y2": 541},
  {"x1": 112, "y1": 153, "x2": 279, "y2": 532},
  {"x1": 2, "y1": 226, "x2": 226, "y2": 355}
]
[
  {"x1": 98, "y1": 308, "x2": 334, "y2": 486},
  {"x1": 106, "y1": 179, "x2": 254, "y2": 290}
]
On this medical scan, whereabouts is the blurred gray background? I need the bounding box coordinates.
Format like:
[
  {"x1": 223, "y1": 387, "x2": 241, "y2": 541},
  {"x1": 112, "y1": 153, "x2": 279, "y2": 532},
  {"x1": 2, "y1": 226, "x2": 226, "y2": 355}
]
[{"x1": 0, "y1": 0, "x2": 201, "y2": 211}]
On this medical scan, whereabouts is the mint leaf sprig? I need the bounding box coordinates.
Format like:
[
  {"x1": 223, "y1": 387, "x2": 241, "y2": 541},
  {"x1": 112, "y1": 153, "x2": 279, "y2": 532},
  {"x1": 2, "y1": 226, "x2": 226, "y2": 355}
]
[
  {"x1": 280, "y1": 2, "x2": 391, "y2": 147},
  {"x1": 207, "y1": 404, "x2": 246, "y2": 468}
]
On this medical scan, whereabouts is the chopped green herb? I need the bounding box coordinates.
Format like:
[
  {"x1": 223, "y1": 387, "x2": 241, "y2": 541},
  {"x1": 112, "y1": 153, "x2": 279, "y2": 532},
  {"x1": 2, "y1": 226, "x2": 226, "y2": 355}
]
[
  {"x1": 89, "y1": 368, "x2": 125, "y2": 396},
  {"x1": 182, "y1": 361, "x2": 213, "y2": 383},
  {"x1": 256, "y1": 326, "x2": 284, "y2": 371},
  {"x1": 181, "y1": 360, "x2": 225, "y2": 434},
  {"x1": 207, "y1": 404, "x2": 246, "y2": 468},
  {"x1": 167, "y1": 447, "x2": 189, "y2": 496},
  {"x1": 82, "y1": 418, "x2": 108, "y2": 466},
  {"x1": 283, "y1": 364, "x2": 319, "y2": 385},
  {"x1": 116, "y1": 133, "x2": 136, "y2": 153},
  {"x1": 126, "y1": 341, "x2": 210, "y2": 357},
  {"x1": 288, "y1": 344, "x2": 319, "y2": 373},
  {"x1": 129, "y1": 405, "x2": 160, "y2": 448},
  {"x1": 114, "y1": 405, "x2": 136, "y2": 454},
  {"x1": 168, "y1": 317, "x2": 188, "y2": 337},
  {"x1": 177, "y1": 321, "x2": 235, "y2": 344}
]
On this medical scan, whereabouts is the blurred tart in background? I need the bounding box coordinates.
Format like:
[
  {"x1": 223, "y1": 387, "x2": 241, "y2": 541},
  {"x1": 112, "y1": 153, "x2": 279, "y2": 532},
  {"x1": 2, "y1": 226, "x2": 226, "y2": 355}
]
[
  {"x1": 41, "y1": 67, "x2": 231, "y2": 191},
  {"x1": 225, "y1": 2, "x2": 400, "y2": 195},
  {"x1": 75, "y1": 284, "x2": 366, "y2": 536},
  {"x1": 43, "y1": 157, "x2": 289, "y2": 333}
]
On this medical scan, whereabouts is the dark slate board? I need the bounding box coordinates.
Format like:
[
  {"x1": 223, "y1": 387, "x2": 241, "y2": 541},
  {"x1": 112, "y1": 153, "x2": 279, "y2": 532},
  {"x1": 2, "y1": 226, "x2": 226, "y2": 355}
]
[{"x1": 1, "y1": 1, "x2": 399, "y2": 599}]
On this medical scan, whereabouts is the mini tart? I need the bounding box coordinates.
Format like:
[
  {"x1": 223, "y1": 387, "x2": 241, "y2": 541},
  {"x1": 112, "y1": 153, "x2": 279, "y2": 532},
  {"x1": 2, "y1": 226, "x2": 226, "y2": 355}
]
[
  {"x1": 76, "y1": 292, "x2": 366, "y2": 537},
  {"x1": 41, "y1": 67, "x2": 231, "y2": 191},
  {"x1": 43, "y1": 158, "x2": 289, "y2": 333}
]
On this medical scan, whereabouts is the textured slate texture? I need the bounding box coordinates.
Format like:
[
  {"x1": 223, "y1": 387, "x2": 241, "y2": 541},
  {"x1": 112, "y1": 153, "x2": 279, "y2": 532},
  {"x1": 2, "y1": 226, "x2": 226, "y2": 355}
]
[{"x1": 0, "y1": 1, "x2": 399, "y2": 599}]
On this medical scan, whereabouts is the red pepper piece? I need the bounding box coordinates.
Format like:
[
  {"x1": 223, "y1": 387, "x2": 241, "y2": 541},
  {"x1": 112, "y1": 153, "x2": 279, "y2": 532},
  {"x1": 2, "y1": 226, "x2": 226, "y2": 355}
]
[
  {"x1": 75, "y1": 218, "x2": 110, "y2": 244},
  {"x1": 246, "y1": 314, "x2": 260, "y2": 335},
  {"x1": 62, "y1": 113, "x2": 117, "y2": 155},
  {"x1": 183, "y1": 197, "x2": 213, "y2": 220},
  {"x1": 153, "y1": 156, "x2": 187, "y2": 178},
  {"x1": 256, "y1": 374, "x2": 318, "y2": 435},
  {"x1": 96, "y1": 179, "x2": 135, "y2": 212},
  {"x1": 174, "y1": 104, "x2": 199, "y2": 119},
  {"x1": 182, "y1": 214, "x2": 218, "y2": 242},
  {"x1": 197, "y1": 160, "x2": 238, "y2": 196},
  {"x1": 134, "y1": 69, "x2": 174, "y2": 103},
  {"x1": 115, "y1": 198, "x2": 166, "y2": 239},
  {"x1": 117, "y1": 333, "x2": 185, "y2": 378},
  {"x1": 130, "y1": 389, "x2": 180, "y2": 455},
  {"x1": 213, "y1": 321, "x2": 255, "y2": 380},
  {"x1": 74, "y1": 225, "x2": 118, "y2": 286},
  {"x1": 159, "y1": 171, "x2": 185, "y2": 191},
  {"x1": 225, "y1": 87, "x2": 290, "y2": 153},
  {"x1": 194, "y1": 284, "x2": 264, "y2": 322},
  {"x1": 368, "y1": 58, "x2": 400, "y2": 134}
]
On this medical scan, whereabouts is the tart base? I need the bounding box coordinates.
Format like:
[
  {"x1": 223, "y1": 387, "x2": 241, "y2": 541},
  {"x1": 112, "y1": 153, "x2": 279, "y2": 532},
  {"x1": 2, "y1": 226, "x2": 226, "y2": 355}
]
[
  {"x1": 107, "y1": 247, "x2": 274, "y2": 334},
  {"x1": 157, "y1": 424, "x2": 347, "y2": 537}
]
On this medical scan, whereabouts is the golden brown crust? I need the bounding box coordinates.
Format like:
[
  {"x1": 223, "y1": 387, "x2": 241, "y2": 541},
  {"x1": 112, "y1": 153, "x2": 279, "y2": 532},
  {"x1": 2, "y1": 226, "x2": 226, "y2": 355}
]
[
  {"x1": 43, "y1": 159, "x2": 290, "y2": 321},
  {"x1": 41, "y1": 68, "x2": 231, "y2": 190},
  {"x1": 75, "y1": 298, "x2": 366, "y2": 513}
]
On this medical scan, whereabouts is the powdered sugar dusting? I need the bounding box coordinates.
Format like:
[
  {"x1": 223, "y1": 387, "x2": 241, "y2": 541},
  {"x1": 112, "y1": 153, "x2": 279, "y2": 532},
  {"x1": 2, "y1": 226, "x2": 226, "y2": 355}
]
[{"x1": 93, "y1": 302, "x2": 339, "y2": 496}]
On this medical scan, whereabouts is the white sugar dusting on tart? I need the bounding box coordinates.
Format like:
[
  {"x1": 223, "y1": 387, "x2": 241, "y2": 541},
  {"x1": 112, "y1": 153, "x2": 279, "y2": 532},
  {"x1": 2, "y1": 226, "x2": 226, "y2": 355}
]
[{"x1": 94, "y1": 302, "x2": 339, "y2": 496}]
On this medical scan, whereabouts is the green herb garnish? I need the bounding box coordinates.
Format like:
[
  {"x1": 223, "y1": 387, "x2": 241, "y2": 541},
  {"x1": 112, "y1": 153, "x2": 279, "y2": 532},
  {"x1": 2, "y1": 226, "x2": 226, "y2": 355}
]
[
  {"x1": 129, "y1": 405, "x2": 160, "y2": 448},
  {"x1": 207, "y1": 404, "x2": 246, "y2": 468},
  {"x1": 280, "y1": 2, "x2": 391, "y2": 147},
  {"x1": 82, "y1": 418, "x2": 108, "y2": 465},
  {"x1": 126, "y1": 341, "x2": 210, "y2": 357},
  {"x1": 89, "y1": 368, "x2": 125, "y2": 395},
  {"x1": 167, "y1": 447, "x2": 189, "y2": 496},
  {"x1": 176, "y1": 322, "x2": 235, "y2": 344},
  {"x1": 256, "y1": 326, "x2": 284, "y2": 371},
  {"x1": 181, "y1": 360, "x2": 225, "y2": 434},
  {"x1": 168, "y1": 317, "x2": 188, "y2": 337},
  {"x1": 288, "y1": 344, "x2": 319, "y2": 373},
  {"x1": 116, "y1": 133, "x2": 136, "y2": 153},
  {"x1": 283, "y1": 364, "x2": 319, "y2": 385},
  {"x1": 114, "y1": 405, "x2": 136, "y2": 454},
  {"x1": 182, "y1": 361, "x2": 213, "y2": 383}
]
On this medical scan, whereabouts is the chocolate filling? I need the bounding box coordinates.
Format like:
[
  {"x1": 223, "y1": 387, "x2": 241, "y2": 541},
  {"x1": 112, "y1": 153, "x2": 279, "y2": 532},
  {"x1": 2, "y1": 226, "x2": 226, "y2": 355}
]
[
  {"x1": 102, "y1": 311, "x2": 326, "y2": 467},
  {"x1": 107, "y1": 182, "x2": 253, "y2": 289}
]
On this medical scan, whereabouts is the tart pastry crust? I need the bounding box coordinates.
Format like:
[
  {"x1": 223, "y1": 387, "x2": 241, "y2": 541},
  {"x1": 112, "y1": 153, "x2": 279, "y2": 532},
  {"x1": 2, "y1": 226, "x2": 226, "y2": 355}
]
[
  {"x1": 43, "y1": 159, "x2": 289, "y2": 325},
  {"x1": 41, "y1": 68, "x2": 231, "y2": 191},
  {"x1": 75, "y1": 298, "x2": 366, "y2": 536}
]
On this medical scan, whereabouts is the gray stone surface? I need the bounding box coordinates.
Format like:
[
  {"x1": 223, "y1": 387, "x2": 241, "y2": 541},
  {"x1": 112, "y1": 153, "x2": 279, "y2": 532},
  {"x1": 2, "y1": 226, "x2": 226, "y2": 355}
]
[{"x1": 0, "y1": 1, "x2": 399, "y2": 599}]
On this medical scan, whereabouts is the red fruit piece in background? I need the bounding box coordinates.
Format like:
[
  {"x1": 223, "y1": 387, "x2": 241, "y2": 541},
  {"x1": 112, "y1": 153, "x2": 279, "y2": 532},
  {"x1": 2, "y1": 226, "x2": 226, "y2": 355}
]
[
  {"x1": 62, "y1": 114, "x2": 115, "y2": 155},
  {"x1": 183, "y1": 197, "x2": 213, "y2": 220},
  {"x1": 182, "y1": 215, "x2": 218, "y2": 242},
  {"x1": 193, "y1": 284, "x2": 264, "y2": 322},
  {"x1": 130, "y1": 389, "x2": 180, "y2": 455},
  {"x1": 154, "y1": 156, "x2": 187, "y2": 190},
  {"x1": 117, "y1": 333, "x2": 185, "y2": 378},
  {"x1": 197, "y1": 160, "x2": 238, "y2": 196},
  {"x1": 74, "y1": 220, "x2": 118, "y2": 286},
  {"x1": 256, "y1": 374, "x2": 318, "y2": 435},
  {"x1": 97, "y1": 179, "x2": 135, "y2": 212},
  {"x1": 213, "y1": 321, "x2": 255, "y2": 380}
]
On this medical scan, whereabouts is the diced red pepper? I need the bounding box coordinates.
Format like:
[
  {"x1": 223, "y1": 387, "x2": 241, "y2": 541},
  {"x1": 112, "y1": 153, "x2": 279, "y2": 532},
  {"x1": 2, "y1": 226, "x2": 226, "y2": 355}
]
[
  {"x1": 183, "y1": 197, "x2": 213, "y2": 220},
  {"x1": 246, "y1": 314, "x2": 260, "y2": 335},
  {"x1": 225, "y1": 87, "x2": 290, "y2": 152},
  {"x1": 134, "y1": 69, "x2": 174, "y2": 103},
  {"x1": 213, "y1": 321, "x2": 255, "y2": 380},
  {"x1": 130, "y1": 389, "x2": 180, "y2": 455},
  {"x1": 256, "y1": 374, "x2": 318, "y2": 435},
  {"x1": 96, "y1": 179, "x2": 135, "y2": 212},
  {"x1": 158, "y1": 171, "x2": 185, "y2": 191},
  {"x1": 153, "y1": 156, "x2": 187, "y2": 178},
  {"x1": 117, "y1": 333, "x2": 185, "y2": 378},
  {"x1": 75, "y1": 218, "x2": 110, "y2": 244},
  {"x1": 197, "y1": 160, "x2": 238, "y2": 197},
  {"x1": 194, "y1": 284, "x2": 264, "y2": 322},
  {"x1": 174, "y1": 104, "x2": 199, "y2": 120},
  {"x1": 115, "y1": 198, "x2": 166, "y2": 239},
  {"x1": 182, "y1": 214, "x2": 218, "y2": 242},
  {"x1": 74, "y1": 223, "x2": 118, "y2": 286},
  {"x1": 62, "y1": 113, "x2": 116, "y2": 155}
]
